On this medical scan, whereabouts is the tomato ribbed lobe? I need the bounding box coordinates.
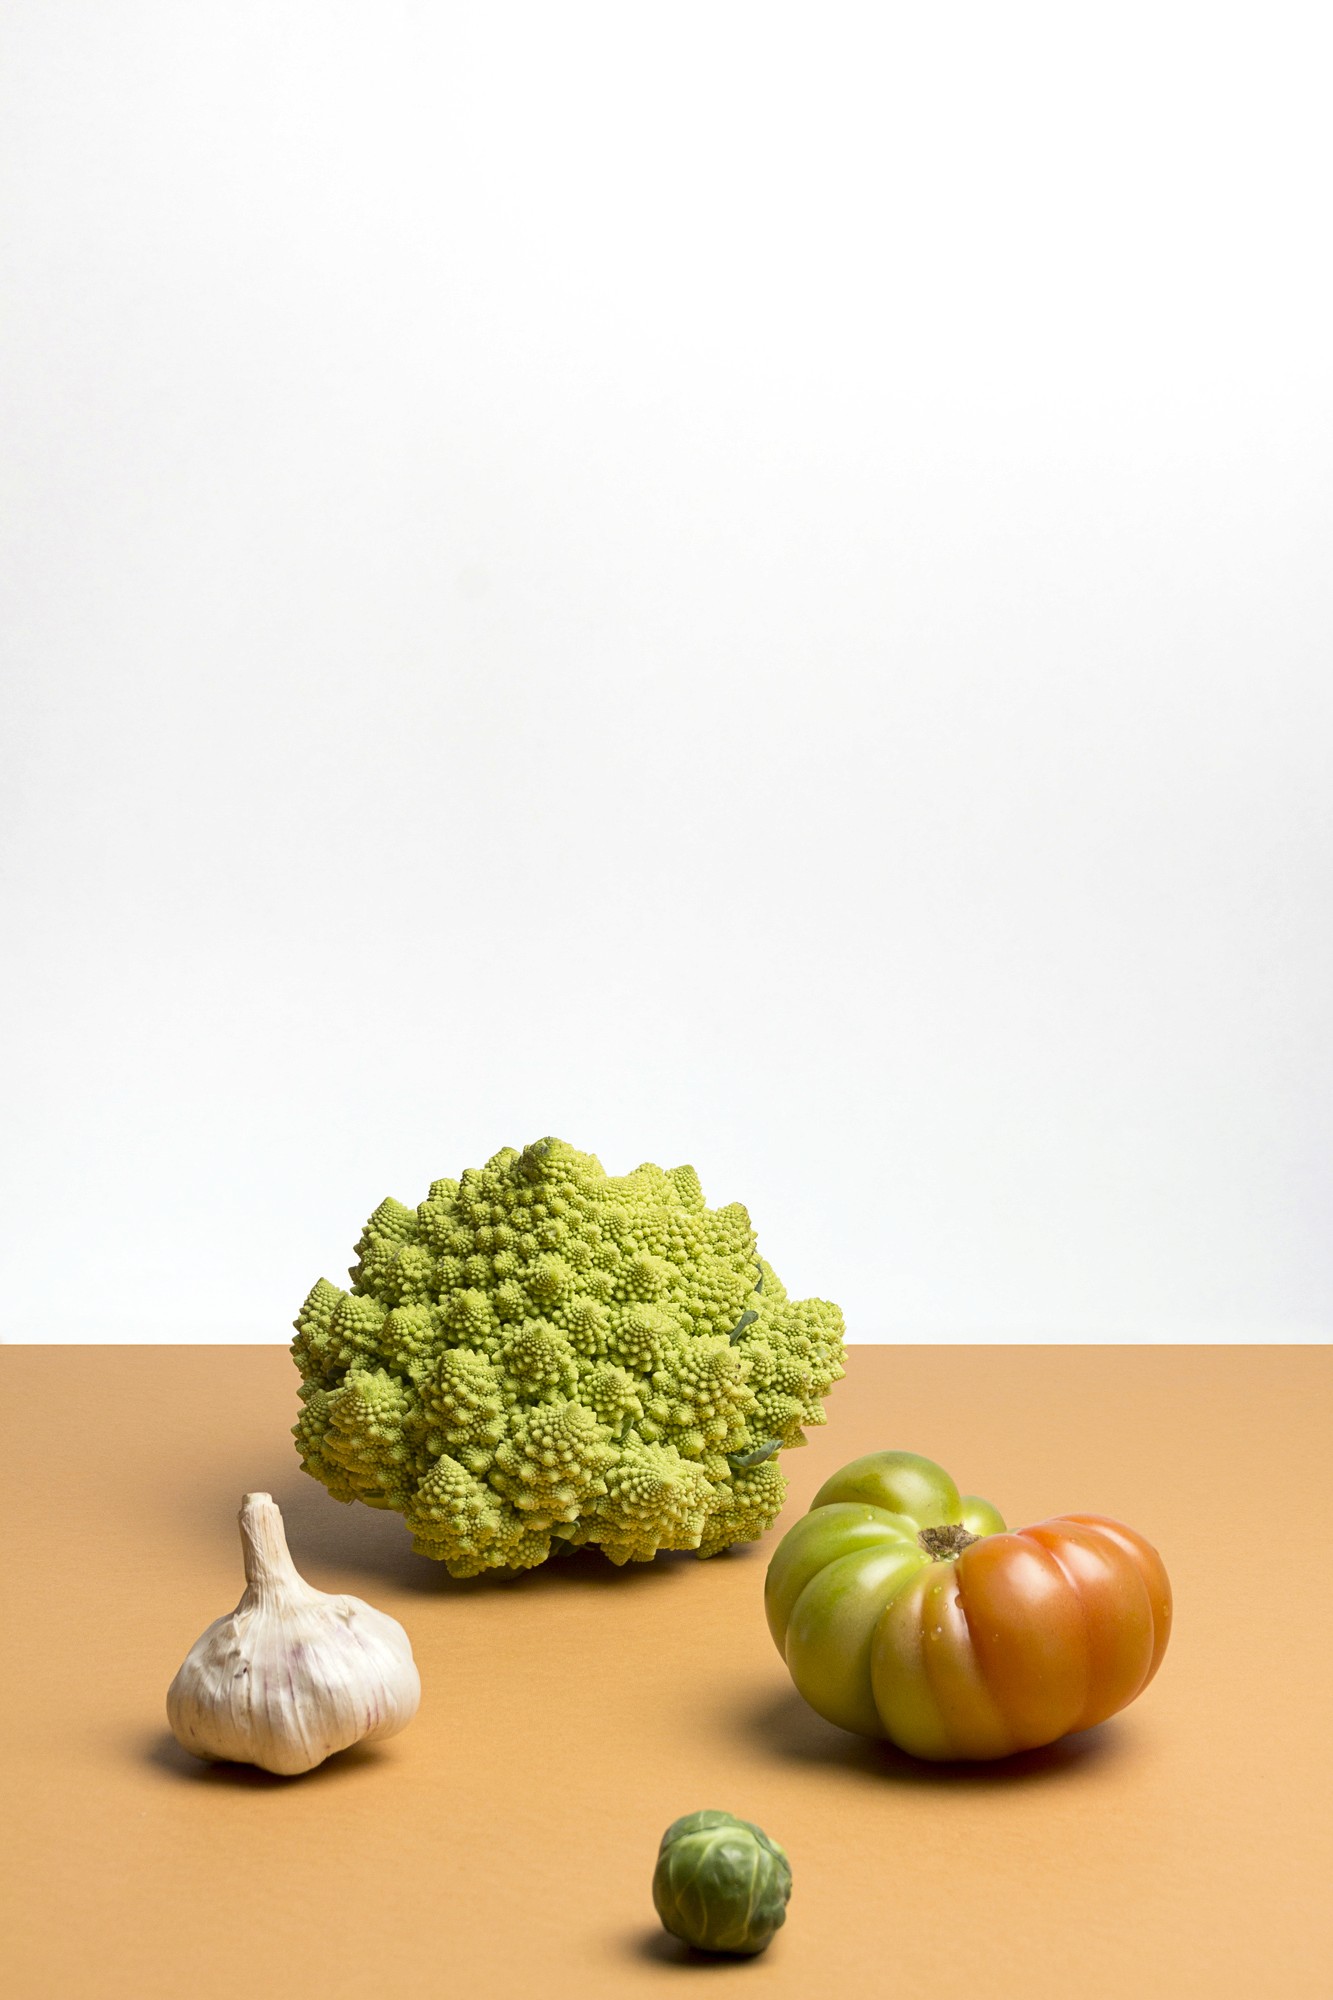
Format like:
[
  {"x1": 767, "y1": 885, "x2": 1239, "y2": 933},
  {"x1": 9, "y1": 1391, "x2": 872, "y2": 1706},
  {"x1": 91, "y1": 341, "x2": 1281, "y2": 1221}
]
[
  {"x1": 786, "y1": 1541, "x2": 925, "y2": 1736},
  {"x1": 1062, "y1": 1513, "x2": 1173, "y2": 1689},
  {"x1": 953, "y1": 1532, "x2": 1090, "y2": 1750},
  {"x1": 872, "y1": 1563, "x2": 1014, "y2": 1758},
  {"x1": 1019, "y1": 1519, "x2": 1156, "y2": 1729}
]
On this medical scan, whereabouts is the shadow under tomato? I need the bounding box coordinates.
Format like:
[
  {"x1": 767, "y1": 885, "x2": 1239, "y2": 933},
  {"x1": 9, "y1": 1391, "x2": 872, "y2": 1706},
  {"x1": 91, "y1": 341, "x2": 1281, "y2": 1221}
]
[
  {"x1": 738, "y1": 1682, "x2": 1118, "y2": 1787},
  {"x1": 141, "y1": 1729, "x2": 390, "y2": 1788}
]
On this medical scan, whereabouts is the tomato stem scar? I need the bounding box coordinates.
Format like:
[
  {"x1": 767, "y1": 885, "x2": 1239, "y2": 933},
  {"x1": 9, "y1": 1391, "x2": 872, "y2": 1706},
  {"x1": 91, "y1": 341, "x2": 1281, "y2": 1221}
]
[{"x1": 917, "y1": 1524, "x2": 982, "y2": 1560}]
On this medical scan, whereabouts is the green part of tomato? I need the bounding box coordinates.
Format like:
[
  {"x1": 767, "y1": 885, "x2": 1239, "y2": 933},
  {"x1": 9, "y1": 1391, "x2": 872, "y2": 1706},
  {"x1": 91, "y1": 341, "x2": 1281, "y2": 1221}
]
[
  {"x1": 784, "y1": 1540, "x2": 929, "y2": 1735},
  {"x1": 763, "y1": 1502, "x2": 922, "y2": 1656},
  {"x1": 809, "y1": 1449, "x2": 965, "y2": 1527},
  {"x1": 959, "y1": 1494, "x2": 1007, "y2": 1538}
]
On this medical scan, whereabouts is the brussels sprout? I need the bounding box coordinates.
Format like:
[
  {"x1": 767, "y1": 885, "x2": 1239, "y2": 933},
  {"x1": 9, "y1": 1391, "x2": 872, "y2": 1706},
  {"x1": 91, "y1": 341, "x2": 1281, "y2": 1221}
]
[{"x1": 652, "y1": 1809, "x2": 792, "y2": 1956}]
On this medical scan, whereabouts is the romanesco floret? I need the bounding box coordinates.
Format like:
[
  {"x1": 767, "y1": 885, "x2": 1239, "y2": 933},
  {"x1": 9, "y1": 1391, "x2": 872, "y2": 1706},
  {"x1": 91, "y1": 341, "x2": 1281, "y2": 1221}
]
[{"x1": 291, "y1": 1138, "x2": 845, "y2": 1575}]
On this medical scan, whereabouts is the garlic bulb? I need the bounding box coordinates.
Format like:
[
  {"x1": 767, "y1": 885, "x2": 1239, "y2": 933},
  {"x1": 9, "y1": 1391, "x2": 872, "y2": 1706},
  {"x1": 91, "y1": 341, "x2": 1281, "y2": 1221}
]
[{"x1": 167, "y1": 1492, "x2": 421, "y2": 1775}]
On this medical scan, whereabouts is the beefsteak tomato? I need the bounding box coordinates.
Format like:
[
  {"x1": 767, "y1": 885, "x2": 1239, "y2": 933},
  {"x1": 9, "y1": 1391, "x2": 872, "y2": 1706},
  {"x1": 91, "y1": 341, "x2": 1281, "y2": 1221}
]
[{"x1": 765, "y1": 1449, "x2": 1171, "y2": 1760}]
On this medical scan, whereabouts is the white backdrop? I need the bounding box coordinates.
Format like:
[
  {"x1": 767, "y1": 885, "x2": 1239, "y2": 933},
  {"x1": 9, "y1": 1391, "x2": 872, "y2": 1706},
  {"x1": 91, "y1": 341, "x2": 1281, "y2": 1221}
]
[{"x1": 3, "y1": 3, "x2": 1330, "y2": 1343}]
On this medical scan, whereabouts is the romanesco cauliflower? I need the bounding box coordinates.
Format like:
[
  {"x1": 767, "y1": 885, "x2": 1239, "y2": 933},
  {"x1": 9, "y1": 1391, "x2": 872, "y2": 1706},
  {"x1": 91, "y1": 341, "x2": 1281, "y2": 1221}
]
[{"x1": 292, "y1": 1138, "x2": 845, "y2": 1575}]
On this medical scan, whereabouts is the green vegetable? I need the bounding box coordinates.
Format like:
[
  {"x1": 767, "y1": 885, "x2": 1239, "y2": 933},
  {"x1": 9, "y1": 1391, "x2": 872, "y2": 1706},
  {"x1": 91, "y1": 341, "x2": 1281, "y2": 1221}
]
[
  {"x1": 652, "y1": 1810, "x2": 792, "y2": 1956},
  {"x1": 292, "y1": 1138, "x2": 845, "y2": 1575}
]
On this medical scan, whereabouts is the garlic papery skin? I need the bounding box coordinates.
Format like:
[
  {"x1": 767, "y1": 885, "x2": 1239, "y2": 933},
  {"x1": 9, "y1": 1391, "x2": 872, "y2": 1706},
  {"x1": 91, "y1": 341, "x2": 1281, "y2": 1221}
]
[{"x1": 166, "y1": 1492, "x2": 421, "y2": 1776}]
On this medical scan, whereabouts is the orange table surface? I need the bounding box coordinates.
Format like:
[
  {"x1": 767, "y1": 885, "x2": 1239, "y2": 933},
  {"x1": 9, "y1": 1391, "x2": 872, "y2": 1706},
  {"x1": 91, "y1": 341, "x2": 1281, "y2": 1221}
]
[{"x1": 3, "y1": 1343, "x2": 1330, "y2": 1999}]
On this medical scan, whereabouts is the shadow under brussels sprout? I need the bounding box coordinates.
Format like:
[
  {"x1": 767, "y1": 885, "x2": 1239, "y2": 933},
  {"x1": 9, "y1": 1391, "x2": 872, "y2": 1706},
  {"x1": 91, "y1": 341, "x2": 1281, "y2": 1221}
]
[
  {"x1": 737, "y1": 1684, "x2": 1123, "y2": 1788},
  {"x1": 627, "y1": 1925, "x2": 769, "y2": 1968}
]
